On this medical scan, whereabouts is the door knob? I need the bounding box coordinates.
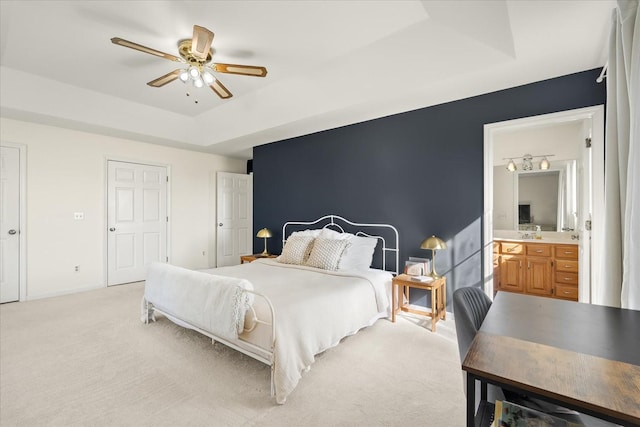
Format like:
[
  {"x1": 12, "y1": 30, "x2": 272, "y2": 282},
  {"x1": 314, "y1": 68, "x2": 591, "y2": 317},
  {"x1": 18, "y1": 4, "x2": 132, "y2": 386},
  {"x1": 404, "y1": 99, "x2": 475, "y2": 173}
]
[
  {"x1": 8, "y1": 229, "x2": 17, "y2": 235},
  {"x1": 218, "y1": 223, "x2": 223, "y2": 226},
  {"x1": 109, "y1": 228, "x2": 116, "y2": 232}
]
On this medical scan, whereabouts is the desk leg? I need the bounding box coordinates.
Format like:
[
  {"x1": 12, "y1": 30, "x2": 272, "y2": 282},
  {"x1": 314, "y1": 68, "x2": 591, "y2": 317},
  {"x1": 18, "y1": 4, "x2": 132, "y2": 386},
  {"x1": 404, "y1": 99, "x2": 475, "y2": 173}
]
[{"x1": 466, "y1": 373, "x2": 476, "y2": 427}]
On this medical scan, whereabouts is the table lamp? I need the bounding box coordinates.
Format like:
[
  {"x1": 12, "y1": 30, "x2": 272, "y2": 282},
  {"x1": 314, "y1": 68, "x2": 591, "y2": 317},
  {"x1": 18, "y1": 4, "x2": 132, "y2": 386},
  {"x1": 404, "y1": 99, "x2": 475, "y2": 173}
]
[
  {"x1": 420, "y1": 235, "x2": 447, "y2": 278},
  {"x1": 256, "y1": 228, "x2": 273, "y2": 256}
]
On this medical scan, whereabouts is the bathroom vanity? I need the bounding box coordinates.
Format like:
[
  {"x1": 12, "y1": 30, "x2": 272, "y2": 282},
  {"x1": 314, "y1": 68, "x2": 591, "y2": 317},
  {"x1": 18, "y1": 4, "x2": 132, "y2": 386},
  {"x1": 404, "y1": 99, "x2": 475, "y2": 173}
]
[{"x1": 493, "y1": 238, "x2": 578, "y2": 301}]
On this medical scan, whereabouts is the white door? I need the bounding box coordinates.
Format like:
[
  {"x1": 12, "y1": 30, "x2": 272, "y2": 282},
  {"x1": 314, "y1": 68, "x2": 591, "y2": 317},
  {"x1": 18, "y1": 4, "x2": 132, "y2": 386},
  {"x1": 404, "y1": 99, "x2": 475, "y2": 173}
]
[
  {"x1": 0, "y1": 146, "x2": 20, "y2": 303},
  {"x1": 107, "y1": 161, "x2": 167, "y2": 285},
  {"x1": 216, "y1": 172, "x2": 252, "y2": 267}
]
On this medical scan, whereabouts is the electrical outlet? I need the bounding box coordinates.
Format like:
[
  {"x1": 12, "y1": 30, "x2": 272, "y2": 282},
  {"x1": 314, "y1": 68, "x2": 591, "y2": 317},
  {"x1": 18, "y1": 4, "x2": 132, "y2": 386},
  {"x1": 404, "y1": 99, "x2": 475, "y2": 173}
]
[
  {"x1": 74, "y1": 212, "x2": 84, "y2": 220},
  {"x1": 74, "y1": 265, "x2": 80, "y2": 272}
]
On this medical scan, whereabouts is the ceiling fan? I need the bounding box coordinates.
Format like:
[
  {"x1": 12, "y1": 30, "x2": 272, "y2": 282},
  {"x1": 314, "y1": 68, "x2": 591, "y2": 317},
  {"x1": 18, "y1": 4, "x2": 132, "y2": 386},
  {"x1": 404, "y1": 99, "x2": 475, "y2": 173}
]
[{"x1": 111, "y1": 25, "x2": 267, "y2": 100}]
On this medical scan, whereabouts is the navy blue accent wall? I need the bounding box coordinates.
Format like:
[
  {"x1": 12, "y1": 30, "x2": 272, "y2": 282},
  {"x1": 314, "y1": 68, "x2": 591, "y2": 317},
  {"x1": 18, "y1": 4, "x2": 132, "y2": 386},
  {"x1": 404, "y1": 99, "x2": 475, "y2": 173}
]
[{"x1": 252, "y1": 69, "x2": 605, "y2": 310}]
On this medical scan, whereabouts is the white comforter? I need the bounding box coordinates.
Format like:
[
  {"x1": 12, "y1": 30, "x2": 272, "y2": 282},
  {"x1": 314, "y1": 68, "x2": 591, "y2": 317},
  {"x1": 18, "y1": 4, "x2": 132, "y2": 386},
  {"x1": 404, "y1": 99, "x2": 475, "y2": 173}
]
[{"x1": 182, "y1": 259, "x2": 391, "y2": 404}]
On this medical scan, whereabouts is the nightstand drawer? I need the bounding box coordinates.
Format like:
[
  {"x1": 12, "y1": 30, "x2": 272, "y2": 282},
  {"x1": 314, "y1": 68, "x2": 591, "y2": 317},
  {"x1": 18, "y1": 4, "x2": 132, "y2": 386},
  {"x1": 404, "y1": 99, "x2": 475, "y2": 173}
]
[
  {"x1": 556, "y1": 284, "x2": 578, "y2": 299},
  {"x1": 556, "y1": 260, "x2": 578, "y2": 273},
  {"x1": 555, "y1": 271, "x2": 578, "y2": 285}
]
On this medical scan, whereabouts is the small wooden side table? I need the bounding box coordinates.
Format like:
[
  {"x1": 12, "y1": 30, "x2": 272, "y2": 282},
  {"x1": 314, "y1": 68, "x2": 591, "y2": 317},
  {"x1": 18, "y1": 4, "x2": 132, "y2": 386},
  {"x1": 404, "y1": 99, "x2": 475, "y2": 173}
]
[
  {"x1": 240, "y1": 254, "x2": 278, "y2": 264},
  {"x1": 391, "y1": 274, "x2": 446, "y2": 332}
]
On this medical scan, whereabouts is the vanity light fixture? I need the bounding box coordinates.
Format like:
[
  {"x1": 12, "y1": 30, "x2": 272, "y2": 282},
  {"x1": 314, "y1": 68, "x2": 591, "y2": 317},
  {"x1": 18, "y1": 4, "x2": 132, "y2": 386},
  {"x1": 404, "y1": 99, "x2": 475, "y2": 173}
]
[
  {"x1": 540, "y1": 157, "x2": 550, "y2": 170},
  {"x1": 503, "y1": 154, "x2": 555, "y2": 172}
]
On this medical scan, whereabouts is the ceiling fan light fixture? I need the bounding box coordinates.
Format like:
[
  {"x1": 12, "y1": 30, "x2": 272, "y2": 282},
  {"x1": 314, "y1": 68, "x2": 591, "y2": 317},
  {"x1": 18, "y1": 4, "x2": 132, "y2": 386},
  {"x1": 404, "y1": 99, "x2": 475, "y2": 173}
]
[
  {"x1": 202, "y1": 69, "x2": 215, "y2": 84},
  {"x1": 188, "y1": 66, "x2": 200, "y2": 78},
  {"x1": 179, "y1": 70, "x2": 190, "y2": 82},
  {"x1": 192, "y1": 77, "x2": 204, "y2": 88}
]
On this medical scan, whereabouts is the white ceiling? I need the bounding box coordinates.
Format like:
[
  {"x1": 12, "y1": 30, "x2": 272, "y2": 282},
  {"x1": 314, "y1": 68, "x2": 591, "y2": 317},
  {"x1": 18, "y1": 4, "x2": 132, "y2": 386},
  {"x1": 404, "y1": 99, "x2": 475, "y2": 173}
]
[{"x1": 0, "y1": 1, "x2": 613, "y2": 159}]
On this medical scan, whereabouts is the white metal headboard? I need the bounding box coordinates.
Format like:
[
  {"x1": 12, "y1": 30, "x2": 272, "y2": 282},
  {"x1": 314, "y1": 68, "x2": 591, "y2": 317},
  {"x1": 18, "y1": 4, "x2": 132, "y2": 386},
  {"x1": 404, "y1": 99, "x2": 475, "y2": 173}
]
[{"x1": 282, "y1": 214, "x2": 400, "y2": 275}]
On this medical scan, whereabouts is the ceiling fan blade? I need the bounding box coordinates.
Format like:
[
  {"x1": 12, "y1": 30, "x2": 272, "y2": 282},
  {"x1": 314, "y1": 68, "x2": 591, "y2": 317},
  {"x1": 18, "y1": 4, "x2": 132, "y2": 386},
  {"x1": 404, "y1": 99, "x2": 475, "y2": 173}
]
[
  {"x1": 111, "y1": 37, "x2": 182, "y2": 62},
  {"x1": 213, "y1": 63, "x2": 267, "y2": 77},
  {"x1": 191, "y1": 25, "x2": 214, "y2": 60},
  {"x1": 210, "y1": 79, "x2": 233, "y2": 99},
  {"x1": 147, "y1": 70, "x2": 181, "y2": 87}
]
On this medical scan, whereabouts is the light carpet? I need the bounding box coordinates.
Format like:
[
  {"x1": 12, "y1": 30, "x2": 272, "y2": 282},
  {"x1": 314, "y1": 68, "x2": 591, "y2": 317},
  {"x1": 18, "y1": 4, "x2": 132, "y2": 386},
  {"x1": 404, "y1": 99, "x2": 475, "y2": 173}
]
[{"x1": 0, "y1": 282, "x2": 466, "y2": 426}]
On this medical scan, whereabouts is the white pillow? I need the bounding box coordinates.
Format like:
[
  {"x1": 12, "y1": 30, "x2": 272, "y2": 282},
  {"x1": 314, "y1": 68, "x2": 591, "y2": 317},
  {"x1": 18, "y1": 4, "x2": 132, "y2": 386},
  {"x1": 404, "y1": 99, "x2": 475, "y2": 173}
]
[
  {"x1": 305, "y1": 238, "x2": 349, "y2": 270},
  {"x1": 319, "y1": 228, "x2": 345, "y2": 239},
  {"x1": 291, "y1": 229, "x2": 323, "y2": 238},
  {"x1": 277, "y1": 235, "x2": 315, "y2": 265},
  {"x1": 338, "y1": 235, "x2": 378, "y2": 271}
]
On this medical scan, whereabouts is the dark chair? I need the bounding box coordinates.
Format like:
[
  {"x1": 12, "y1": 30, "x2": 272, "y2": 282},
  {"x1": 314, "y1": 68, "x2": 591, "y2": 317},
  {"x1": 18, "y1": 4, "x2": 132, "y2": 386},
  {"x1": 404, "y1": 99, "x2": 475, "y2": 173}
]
[
  {"x1": 453, "y1": 287, "x2": 613, "y2": 426},
  {"x1": 453, "y1": 287, "x2": 505, "y2": 406}
]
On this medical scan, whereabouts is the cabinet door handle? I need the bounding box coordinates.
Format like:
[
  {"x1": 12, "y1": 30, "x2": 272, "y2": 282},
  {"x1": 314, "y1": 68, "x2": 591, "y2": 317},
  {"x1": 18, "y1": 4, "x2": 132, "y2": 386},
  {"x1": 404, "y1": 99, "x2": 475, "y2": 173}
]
[
  {"x1": 519, "y1": 261, "x2": 522, "y2": 268},
  {"x1": 535, "y1": 250, "x2": 542, "y2": 253},
  {"x1": 528, "y1": 261, "x2": 531, "y2": 269},
  {"x1": 564, "y1": 265, "x2": 572, "y2": 268},
  {"x1": 564, "y1": 251, "x2": 573, "y2": 254},
  {"x1": 565, "y1": 277, "x2": 572, "y2": 281}
]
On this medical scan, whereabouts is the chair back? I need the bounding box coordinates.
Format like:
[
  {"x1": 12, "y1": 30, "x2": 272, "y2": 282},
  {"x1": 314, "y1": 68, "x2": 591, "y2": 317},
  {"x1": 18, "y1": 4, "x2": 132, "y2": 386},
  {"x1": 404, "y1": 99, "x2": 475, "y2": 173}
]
[{"x1": 453, "y1": 286, "x2": 492, "y2": 362}]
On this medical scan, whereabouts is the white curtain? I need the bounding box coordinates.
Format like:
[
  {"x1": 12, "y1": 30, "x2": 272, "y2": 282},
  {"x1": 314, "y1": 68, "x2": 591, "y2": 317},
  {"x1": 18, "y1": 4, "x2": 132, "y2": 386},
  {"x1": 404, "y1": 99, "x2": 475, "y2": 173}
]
[{"x1": 598, "y1": 0, "x2": 639, "y2": 309}]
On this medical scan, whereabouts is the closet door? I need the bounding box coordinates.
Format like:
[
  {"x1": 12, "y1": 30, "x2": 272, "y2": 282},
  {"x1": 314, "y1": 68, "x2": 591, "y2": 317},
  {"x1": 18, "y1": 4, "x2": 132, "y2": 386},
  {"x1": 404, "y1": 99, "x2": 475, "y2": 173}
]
[
  {"x1": 107, "y1": 161, "x2": 167, "y2": 285},
  {"x1": 0, "y1": 146, "x2": 20, "y2": 302}
]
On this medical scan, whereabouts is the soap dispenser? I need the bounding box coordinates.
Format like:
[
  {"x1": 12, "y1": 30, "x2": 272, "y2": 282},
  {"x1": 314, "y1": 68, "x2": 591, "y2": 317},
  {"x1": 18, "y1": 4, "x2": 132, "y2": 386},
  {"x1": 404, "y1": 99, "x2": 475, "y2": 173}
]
[{"x1": 535, "y1": 225, "x2": 542, "y2": 240}]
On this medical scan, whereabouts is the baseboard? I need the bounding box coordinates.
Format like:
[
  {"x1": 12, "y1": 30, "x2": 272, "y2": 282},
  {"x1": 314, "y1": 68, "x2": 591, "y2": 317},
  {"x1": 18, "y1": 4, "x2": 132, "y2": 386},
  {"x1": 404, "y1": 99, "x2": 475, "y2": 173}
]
[{"x1": 26, "y1": 283, "x2": 106, "y2": 301}]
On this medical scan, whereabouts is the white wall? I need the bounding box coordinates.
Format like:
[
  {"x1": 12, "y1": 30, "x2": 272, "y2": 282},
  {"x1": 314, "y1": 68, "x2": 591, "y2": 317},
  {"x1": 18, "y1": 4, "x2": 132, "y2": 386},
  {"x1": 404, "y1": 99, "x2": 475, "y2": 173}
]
[
  {"x1": 493, "y1": 165, "x2": 515, "y2": 229},
  {"x1": 0, "y1": 118, "x2": 246, "y2": 299}
]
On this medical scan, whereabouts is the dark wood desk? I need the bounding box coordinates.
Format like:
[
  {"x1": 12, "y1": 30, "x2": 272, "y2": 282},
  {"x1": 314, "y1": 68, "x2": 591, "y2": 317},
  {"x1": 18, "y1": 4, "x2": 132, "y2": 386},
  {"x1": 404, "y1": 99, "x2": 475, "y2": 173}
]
[{"x1": 462, "y1": 292, "x2": 640, "y2": 427}]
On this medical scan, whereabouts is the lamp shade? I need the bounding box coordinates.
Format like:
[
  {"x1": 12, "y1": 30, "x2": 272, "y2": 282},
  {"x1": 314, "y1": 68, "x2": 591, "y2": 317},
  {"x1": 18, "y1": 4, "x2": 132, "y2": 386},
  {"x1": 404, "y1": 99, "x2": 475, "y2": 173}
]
[
  {"x1": 256, "y1": 228, "x2": 272, "y2": 238},
  {"x1": 420, "y1": 235, "x2": 447, "y2": 250}
]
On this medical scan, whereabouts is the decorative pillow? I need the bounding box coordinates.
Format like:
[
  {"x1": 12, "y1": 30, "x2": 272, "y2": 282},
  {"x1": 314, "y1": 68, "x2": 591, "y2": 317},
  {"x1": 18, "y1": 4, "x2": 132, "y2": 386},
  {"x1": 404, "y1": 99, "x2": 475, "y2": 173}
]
[
  {"x1": 277, "y1": 235, "x2": 315, "y2": 265},
  {"x1": 338, "y1": 235, "x2": 378, "y2": 271},
  {"x1": 305, "y1": 238, "x2": 349, "y2": 270}
]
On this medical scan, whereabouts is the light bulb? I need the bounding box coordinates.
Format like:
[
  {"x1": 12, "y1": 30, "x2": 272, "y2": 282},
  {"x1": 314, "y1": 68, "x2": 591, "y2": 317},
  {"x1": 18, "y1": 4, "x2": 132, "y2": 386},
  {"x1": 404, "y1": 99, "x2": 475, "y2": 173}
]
[
  {"x1": 179, "y1": 70, "x2": 189, "y2": 82},
  {"x1": 192, "y1": 77, "x2": 204, "y2": 88},
  {"x1": 507, "y1": 159, "x2": 517, "y2": 172},
  {"x1": 540, "y1": 157, "x2": 550, "y2": 170},
  {"x1": 202, "y1": 69, "x2": 215, "y2": 84},
  {"x1": 188, "y1": 66, "x2": 200, "y2": 79}
]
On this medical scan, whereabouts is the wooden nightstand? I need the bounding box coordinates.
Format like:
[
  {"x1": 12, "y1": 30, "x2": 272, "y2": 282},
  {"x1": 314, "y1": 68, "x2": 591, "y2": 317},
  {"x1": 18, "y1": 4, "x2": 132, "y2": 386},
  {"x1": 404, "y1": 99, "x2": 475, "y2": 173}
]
[
  {"x1": 240, "y1": 254, "x2": 278, "y2": 264},
  {"x1": 391, "y1": 274, "x2": 446, "y2": 332}
]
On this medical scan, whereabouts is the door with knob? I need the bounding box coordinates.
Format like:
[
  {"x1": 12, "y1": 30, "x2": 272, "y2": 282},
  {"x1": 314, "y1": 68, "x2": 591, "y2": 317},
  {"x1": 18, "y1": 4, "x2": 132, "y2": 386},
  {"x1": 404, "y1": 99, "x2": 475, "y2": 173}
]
[
  {"x1": 107, "y1": 160, "x2": 167, "y2": 285},
  {"x1": 0, "y1": 146, "x2": 21, "y2": 303},
  {"x1": 216, "y1": 172, "x2": 252, "y2": 267}
]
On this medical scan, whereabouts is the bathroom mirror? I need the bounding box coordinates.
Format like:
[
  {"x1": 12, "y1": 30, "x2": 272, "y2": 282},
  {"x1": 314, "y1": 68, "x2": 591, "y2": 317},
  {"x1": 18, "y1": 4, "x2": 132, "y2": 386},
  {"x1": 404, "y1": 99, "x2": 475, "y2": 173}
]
[{"x1": 493, "y1": 159, "x2": 578, "y2": 232}]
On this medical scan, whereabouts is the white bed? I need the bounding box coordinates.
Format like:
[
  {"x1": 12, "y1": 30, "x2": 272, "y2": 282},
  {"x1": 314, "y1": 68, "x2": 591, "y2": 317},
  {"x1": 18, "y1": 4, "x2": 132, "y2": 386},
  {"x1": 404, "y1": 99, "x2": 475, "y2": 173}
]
[{"x1": 142, "y1": 215, "x2": 399, "y2": 404}]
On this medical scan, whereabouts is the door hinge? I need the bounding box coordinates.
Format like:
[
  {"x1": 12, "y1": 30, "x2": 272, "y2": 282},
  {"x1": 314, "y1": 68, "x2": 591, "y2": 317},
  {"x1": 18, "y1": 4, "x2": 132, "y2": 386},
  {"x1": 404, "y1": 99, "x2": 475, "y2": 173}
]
[
  {"x1": 166, "y1": 176, "x2": 169, "y2": 183},
  {"x1": 166, "y1": 256, "x2": 168, "y2": 262},
  {"x1": 166, "y1": 216, "x2": 169, "y2": 222},
  {"x1": 585, "y1": 220, "x2": 592, "y2": 231},
  {"x1": 585, "y1": 137, "x2": 592, "y2": 148}
]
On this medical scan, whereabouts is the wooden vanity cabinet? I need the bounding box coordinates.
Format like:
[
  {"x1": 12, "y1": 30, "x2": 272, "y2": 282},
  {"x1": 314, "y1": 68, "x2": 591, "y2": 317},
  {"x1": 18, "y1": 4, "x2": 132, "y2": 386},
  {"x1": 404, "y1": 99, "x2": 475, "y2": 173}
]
[
  {"x1": 554, "y1": 245, "x2": 579, "y2": 300},
  {"x1": 495, "y1": 240, "x2": 578, "y2": 301}
]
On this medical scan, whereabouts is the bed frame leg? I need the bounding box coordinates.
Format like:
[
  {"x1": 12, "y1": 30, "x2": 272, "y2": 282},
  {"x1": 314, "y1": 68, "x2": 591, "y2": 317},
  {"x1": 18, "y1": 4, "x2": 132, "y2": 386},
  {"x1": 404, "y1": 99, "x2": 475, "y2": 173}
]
[{"x1": 143, "y1": 300, "x2": 156, "y2": 324}]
